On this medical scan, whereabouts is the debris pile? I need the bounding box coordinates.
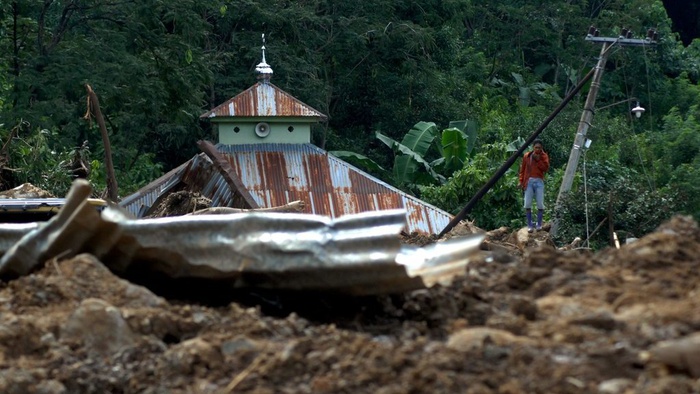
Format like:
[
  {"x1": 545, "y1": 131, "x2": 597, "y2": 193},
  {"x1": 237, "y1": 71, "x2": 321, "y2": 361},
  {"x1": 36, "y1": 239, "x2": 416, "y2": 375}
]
[
  {"x1": 0, "y1": 183, "x2": 55, "y2": 199},
  {"x1": 146, "y1": 190, "x2": 212, "y2": 217}
]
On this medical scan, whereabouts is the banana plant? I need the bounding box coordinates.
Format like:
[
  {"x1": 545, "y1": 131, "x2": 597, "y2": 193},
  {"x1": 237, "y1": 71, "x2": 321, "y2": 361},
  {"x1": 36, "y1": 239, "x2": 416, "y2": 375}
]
[
  {"x1": 432, "y1": 119, "x2": 478, "y2": 173},
  {"x1": 330, "y1": 119, "x2": 478, "y2": 194}
]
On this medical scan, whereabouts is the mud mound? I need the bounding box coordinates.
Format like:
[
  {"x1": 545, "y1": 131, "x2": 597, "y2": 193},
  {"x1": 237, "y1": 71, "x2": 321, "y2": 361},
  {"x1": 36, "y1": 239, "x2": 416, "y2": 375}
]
[{"x1": 0, "y1": 216, "x2": 699, "y2": 393}]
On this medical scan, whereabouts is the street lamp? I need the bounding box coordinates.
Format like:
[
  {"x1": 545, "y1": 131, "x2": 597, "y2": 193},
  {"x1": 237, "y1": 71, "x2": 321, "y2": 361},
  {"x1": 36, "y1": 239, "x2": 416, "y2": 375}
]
[{"x1": 631, "y1": 102, "x2": 645, "y2": 118}]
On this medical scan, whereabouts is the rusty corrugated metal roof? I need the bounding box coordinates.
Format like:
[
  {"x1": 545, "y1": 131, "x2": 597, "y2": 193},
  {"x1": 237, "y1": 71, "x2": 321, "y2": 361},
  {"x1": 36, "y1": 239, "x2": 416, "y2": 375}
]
[
  {"x1": 200, "y1": 82, "x2": 327, "y2": 120},
  {"x1": 120, "y1": 143, "x2": 454, "y2": 235},
  {"x1": 118, "y1": 162, "x2": 188, "y2": 218}
]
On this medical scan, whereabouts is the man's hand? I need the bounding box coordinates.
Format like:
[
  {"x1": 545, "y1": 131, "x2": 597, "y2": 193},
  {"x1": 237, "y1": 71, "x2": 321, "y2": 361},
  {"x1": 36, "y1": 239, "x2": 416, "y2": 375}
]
[{"x1": 532, "y1": 153, "x2": 540, "y2": 161}]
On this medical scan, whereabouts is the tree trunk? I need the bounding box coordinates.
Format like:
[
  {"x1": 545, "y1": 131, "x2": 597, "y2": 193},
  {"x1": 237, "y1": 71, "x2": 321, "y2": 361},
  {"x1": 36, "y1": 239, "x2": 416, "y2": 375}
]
[{"x1": 85, "y1": 84, "x2": 118, "y2": 202}]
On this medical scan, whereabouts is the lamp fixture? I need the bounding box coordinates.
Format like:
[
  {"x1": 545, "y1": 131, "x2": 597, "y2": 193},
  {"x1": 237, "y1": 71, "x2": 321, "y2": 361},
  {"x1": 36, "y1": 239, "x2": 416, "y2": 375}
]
[{"x1": 631, "y1": 102, "x2": 645, "y2": 118}]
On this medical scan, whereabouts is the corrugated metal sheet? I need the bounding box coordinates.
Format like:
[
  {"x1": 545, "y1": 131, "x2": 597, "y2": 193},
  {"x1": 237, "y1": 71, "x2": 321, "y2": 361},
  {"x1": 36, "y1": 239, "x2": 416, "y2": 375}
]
[
  {"x1": 1, "y1": 180, "x2": 485, "y2": 295},
  {"x1": 120, "y1": 143, "x2": 454, "y2": 235},
  {"x1": 200, "y1": 82, "x2": 327, "y2": 120}
]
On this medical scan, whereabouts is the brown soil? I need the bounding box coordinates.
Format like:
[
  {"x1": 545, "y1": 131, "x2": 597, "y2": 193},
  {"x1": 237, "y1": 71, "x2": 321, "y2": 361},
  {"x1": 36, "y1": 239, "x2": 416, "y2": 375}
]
[{"x1": 1, "y1": 193, "x2": 699, "y2": 393}]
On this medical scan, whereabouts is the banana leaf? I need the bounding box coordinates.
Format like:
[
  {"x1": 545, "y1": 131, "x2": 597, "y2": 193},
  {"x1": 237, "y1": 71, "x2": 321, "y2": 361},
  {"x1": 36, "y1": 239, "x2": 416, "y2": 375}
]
[
  {"x1": 329, "y1": 151, "x2": 389, "y2": 176},
  {"x1": 400, "y1": 121, "x2": 438, "y2": 157}
]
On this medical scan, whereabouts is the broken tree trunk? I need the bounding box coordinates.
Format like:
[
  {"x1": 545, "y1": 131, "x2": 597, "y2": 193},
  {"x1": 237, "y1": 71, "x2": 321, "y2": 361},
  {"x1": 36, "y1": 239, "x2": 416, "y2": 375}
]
[
  {"x1": 84, "y1": 84, "x2": 118, "y2": 203},
  {"x1": 188, "y1": 200, "x2": 306, "y2": 215}
]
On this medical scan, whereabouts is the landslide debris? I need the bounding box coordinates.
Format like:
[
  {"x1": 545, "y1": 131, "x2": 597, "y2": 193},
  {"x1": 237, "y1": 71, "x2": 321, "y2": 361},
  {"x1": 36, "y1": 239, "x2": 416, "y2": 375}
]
[{"x1": 0, "y1": 214, "x2": 699, "y2": 393}]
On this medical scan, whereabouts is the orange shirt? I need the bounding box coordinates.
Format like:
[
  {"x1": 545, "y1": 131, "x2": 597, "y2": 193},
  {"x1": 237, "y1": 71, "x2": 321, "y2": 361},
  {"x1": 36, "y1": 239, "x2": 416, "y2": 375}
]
[{"x1": 518, "y1": 150, "x2": 550, "y2": 188}]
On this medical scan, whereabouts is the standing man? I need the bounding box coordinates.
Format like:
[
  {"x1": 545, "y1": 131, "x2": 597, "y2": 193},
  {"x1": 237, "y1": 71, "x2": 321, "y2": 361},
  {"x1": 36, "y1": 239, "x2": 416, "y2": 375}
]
[{"x1": 518, "y1": 139, "x2": 550, "y2": 232}]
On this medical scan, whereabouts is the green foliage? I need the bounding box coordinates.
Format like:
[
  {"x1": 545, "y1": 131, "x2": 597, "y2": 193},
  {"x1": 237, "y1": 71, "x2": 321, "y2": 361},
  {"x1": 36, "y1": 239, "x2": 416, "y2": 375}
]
[
  {"x1": 491, "y1": 73, "x2": 560, "y2": 107},
  {"x1": 380, "y1": 121, "x2": 441, "y2": 188},
  {"x1": 1, "y1": 0, "x2": 215, "y2": 170},
  {"x1": 331, "y1": 120, "x2": 478, "y2": 194},
  {"x1": 637, "y1": 103, "x2": 700, "y2": 221},
  {"x1": 420, "y1": 139, "x2": 526, "y2": 230},
  {"x1": 435, "y1": 120, "x2": 478, "y2": 173},
  {"x1": 88, "y1": 148, "x2": 164, "y2": 198},
  {"x1": 668, "y1": 162, "x2": 700, "y2": 218},
  {"x1": 0, "y1": 121, "x2": 163, "y2": 198},
  {"x1": 553, "y1": 159, "x2": 681, "y2": 249},
  {"x1": 437, "y1": 127, "x2": 469, "y2": 173},
  {"x1": 655, "y1": 105, "x2": 700, "y2": 171},
  {"x1": 4, "y1": 125, "x2": 74, "y2": 196}
]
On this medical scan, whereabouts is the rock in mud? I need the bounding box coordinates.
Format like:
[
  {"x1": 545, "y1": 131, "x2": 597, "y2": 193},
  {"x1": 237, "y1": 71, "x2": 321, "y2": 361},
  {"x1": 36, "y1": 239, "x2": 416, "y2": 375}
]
[{"x1": 60, "y1": 298, "x2": 138, "y2": 356}]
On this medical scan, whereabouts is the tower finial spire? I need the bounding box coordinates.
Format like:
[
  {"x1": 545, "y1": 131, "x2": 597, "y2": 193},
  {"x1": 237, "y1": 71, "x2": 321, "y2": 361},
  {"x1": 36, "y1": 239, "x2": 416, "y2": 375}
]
[
  {"x1": 261, "y1": 34, "x2": 267, "y2": 64},
  {"x1": 255, "y1": 33, "x2": 273, "y2": 82}
]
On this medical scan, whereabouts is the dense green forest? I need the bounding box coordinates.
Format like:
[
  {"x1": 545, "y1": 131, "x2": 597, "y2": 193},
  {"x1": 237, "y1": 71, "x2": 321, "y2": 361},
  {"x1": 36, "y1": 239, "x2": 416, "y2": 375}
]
[{"x1": 1, "y1": 0, "x2": 699, "y2": 248}]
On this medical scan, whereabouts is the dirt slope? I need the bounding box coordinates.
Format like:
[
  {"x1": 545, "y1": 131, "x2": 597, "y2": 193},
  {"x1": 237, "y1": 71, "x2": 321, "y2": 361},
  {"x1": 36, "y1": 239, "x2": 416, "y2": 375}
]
[{"x1": 0, "y1": 215, "x2": 699, "y2": 393}]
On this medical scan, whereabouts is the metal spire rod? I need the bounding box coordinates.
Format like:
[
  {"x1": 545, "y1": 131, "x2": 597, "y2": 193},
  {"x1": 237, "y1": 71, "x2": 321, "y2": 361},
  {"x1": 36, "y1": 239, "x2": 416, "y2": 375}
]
[{"x1": 261, "y1": 33, "x2": 267, "y2": 64}]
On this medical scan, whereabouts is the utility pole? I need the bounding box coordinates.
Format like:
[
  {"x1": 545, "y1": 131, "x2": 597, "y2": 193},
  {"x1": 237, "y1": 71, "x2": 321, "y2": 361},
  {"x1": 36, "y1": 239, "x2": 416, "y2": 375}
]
[{"x1": 549, "y1": 27, "x2": 657, "y2": 236}]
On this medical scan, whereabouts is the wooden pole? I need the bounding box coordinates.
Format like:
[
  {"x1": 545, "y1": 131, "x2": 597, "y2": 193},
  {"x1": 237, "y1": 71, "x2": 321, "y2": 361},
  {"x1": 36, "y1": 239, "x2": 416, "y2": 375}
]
[
  {"x1": 84, "y1": 84, "x2": 118, "y2": 202},
  {"x1": 581, "y1": 217, "x2": 607, "y2": 247}
]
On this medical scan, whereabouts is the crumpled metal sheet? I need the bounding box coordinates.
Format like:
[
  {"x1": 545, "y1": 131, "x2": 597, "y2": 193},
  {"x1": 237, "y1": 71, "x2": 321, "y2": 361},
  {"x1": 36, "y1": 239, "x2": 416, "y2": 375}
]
[{"x1": 0, "y1": 180, "x2": 485, "y2": 295}]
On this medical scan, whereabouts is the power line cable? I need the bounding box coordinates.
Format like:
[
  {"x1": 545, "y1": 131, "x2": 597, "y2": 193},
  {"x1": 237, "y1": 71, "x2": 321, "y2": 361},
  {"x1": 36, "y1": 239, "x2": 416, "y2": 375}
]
[
  {"x1": 619, "y1": 45, "x2": 654, "y2": 191},
  {"x1": 641, "y1": 42, "x2": 657, "y2": 190},
  {"x1": 583, "y1": 148, "x2": 591, "y2": 248}
]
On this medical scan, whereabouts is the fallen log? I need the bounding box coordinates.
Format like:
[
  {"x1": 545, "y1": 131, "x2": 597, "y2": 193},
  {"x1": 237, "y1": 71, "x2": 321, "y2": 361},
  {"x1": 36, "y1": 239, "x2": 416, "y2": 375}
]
[{"x1": 187, "y1": 200, "x2": 306, "y2": 215}]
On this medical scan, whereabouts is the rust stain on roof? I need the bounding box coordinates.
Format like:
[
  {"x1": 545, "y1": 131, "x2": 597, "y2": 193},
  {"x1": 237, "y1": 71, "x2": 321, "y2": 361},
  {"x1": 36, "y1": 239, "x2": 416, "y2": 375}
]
[
  {"x1": 200, "y1": 82, "x2": 327, "y2": 120},
  {"x1": 120, "y1": 143, "x2": 454, "y2": 235}
]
